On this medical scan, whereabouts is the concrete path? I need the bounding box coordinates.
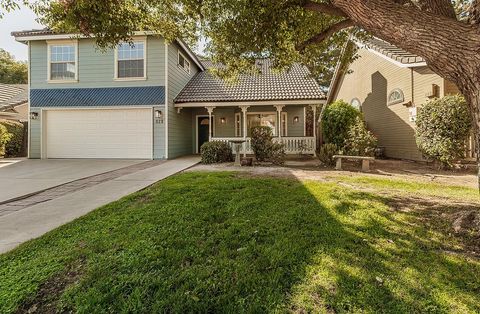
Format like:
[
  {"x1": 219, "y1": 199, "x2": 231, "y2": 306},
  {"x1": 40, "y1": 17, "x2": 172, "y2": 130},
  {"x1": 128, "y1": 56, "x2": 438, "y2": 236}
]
[
  {"x1": 0, "y1": 159, "x2": 145, "y2": 203},
  {"x1": 0, "y1": 156, "x2": 200, "y2": 254}
]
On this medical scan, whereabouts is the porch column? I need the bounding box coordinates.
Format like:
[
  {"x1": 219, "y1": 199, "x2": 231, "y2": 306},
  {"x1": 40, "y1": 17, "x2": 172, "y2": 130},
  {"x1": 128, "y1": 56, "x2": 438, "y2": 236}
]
[
  {"x1": 206, "y1": 106, "x2": 215, "y2": 141},
  {"x1": 274, "y1": 105, "x2": 285, "y2": 138},
  {"x1": 240, "y1": 105, "x2": 250, "y2": 157},
  {"x1": 310, "y1": 105, "x2": 317, "y2": 154}
]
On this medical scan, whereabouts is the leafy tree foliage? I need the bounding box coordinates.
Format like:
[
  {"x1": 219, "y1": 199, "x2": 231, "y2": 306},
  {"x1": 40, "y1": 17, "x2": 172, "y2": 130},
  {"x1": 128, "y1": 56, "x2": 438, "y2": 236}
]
[
  {"x1": 0, "y1": 49, "x2": 27, "y2": 84},
  {"x1": 415, "y1": 95, "x2": 472, "y2": 167},
  {"x1": 321, "y1": 100, "x2": 360, "y2": 148}
]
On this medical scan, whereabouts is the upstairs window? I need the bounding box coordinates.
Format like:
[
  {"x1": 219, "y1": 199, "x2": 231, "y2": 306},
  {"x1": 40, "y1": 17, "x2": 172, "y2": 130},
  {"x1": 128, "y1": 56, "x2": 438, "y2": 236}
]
[
  {"x1": 178, "y1": 51, "x2": 190, "y2": 73},
  {"x1": 350, "y1": 98, "x2": 362, "y2": 110},
  {"x1": 388, "y1": 88, "x2": 404, "y2": 105},
  {"x1": 48, "y1": 42, "x2": 77, "y2": 81},
  {"x1": 116, "y1": 40, "x2": 146, "y2": 79}
]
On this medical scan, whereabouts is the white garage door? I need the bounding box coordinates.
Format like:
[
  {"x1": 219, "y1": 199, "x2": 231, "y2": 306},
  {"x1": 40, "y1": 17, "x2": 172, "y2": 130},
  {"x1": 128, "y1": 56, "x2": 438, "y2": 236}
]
[{"x1": 45, "y1": 109, "x2": 152, "y2": 159}]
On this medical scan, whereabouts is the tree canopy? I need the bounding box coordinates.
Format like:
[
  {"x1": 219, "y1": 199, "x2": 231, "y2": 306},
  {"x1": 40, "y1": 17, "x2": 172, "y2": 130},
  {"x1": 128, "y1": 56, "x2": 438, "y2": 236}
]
[{"x1": 0, "y1": 49, "x2": 27, "y2": 84}]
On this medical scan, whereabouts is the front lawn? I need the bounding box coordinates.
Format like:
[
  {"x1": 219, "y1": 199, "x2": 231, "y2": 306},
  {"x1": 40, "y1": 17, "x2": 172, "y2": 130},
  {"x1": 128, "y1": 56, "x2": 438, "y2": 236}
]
[{"x1": 1, "y1": 172, "x2": 479, "y2": 313}]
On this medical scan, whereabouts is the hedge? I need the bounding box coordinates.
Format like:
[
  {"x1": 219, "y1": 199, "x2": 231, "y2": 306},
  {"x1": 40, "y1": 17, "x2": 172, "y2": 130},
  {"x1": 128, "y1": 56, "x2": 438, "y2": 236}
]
[{"x1": 0, "y1": 120, "x2": 26, "y2": 157}]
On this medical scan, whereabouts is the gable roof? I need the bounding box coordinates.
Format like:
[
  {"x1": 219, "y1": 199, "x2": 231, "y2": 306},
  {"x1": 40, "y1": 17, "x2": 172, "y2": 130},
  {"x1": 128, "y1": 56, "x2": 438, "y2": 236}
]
[
  {"x1": 11, "y1": 29, "x2": 205, "y2": 71},
  {"x1": 327, "y1": 38, "x2": 427, "y2": 104},
  {"x1": 0, "y1": 84, "x2": 28, "y2": 112},
  {"x1": 174, "y1": 59, "x2": 325, "y2": 104}
]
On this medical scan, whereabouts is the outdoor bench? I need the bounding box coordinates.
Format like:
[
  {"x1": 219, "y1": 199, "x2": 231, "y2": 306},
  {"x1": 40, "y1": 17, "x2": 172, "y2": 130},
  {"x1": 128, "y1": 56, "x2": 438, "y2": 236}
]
[{"x1": 333, "y1": 155, "x2": 375, "y2": 172}]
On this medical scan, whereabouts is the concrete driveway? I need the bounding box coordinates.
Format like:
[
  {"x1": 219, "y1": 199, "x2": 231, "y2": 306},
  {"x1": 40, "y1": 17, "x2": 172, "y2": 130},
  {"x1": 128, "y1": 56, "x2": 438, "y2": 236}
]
[
  {"x1": 0, "y1": 159, "x2": 145, "y2": 203},
  {"x1": 0, "y1": 156, "x2": 200, "y2": 254}
]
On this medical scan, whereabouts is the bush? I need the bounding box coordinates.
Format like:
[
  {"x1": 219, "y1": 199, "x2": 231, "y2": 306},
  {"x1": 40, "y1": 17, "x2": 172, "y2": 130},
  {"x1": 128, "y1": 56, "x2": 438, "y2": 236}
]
[
  {"x1": 200, "y1": 141, "x2": 234, "y2": 164},
  {"x1": 250, "y1": 126, "x2": 273, "y2": 162},
  {"x1": 0, "y1": 120, "x2": 25, "y2": 157},
  {"x1": 0, "y1": 124, "x2": 13, "y2": 157},
  {"x1": 344, "y1": 117, "x2": 378, "y2": 157},
  {"x1": 270, "y1": 142, "x2": 286, "y2": 165},
  {"x1": 318, "y1": 143, "x2": 338, "y2": 166},
  {"x1": 415, "y1": 95, "x2": 472, "y2": 167},
  {"x1": 322, "y1": 100, "x2": 361, "y2": 147}
]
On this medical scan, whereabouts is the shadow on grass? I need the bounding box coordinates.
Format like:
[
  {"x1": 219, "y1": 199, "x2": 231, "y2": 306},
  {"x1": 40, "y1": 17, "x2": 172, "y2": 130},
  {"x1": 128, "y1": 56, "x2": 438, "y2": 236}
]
[{"x1": 0, "y1": 171, "x2": 479, "y2": 313}]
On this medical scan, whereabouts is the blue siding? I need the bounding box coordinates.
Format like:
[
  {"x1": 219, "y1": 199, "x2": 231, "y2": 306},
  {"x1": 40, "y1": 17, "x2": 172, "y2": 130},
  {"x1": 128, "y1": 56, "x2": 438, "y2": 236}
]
[{"x1": 30, "y1": 86, "x2": 165, "y2": 107}]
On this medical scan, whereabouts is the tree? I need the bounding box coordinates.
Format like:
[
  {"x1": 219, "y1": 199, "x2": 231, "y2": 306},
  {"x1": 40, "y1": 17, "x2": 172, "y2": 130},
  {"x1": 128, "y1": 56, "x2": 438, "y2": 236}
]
[
  {"x1": 0, "y1": 49, "x2": 27, "y2": 84},
  {"x1": 3, "y1": 0, "x2": 480, "y2": 186}
]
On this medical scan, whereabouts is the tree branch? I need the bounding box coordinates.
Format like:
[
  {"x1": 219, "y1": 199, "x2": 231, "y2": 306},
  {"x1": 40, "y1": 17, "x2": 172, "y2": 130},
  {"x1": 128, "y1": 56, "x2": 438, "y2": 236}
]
[
  {"x1": 416, "y1": 0, "x2": 456, "y2": 19},
  {"x1": 302, "y1": 0, "x2": 347, "y2": 17},
  {"x1": 296, "y1": 19, "x2": 354, "y2": 51}
]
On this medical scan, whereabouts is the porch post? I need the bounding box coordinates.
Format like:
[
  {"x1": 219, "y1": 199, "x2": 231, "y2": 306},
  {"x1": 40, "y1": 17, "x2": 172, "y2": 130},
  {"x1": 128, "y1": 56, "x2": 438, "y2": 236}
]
[
  {"x1": 310, "y1": 105, "x2": 317, "y2": 154},
  {"x1": 206, "y1": 106, "x2": 215, "y2": 141},
  {"x1": 240, "y1": 105, "x2": 249, "y2": 157},
  {"x1": 274, "y1": 105, "x2": 285, "y2": 138}
]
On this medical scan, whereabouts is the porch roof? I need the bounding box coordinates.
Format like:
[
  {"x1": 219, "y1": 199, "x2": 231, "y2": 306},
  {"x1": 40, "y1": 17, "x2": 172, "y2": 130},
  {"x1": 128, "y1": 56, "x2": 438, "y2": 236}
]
[{"x1": 174, "y1": 59, "x2": 326, "y2": 105}]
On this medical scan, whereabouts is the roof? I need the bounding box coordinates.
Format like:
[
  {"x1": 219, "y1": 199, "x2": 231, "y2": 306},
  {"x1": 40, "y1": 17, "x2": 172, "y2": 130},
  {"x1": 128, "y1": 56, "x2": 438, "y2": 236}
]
[
  {"x1": 11, "y1": 29, "x2": 205, "y2": 71},
  {"x1": 0, "y1": 84, "x2": 28, "y2": 112},
  {"x1": 174, "y1": 59, "x2": 325, "y2": 104},
  {"x1": 365, "y1": 38, "x2": 425, "y2": 65},
  {"x1": 327, "y1": 38, "x2": 427, "y2": 104}
]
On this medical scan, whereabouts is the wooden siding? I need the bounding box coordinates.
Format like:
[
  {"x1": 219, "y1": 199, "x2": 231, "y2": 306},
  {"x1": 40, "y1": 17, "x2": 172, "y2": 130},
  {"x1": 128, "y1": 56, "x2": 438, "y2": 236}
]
[
  {"x1": 335, "y1": 48, "x2": 445, "y2": 161},
  {"x1": 167, "y1": 43, "x2": 200, "y2": 158},
  {"x1": 29, "y1": 108, "x2": 41, "y2": 158},
  {"x1": 30, "y1": 37, "x2": 166, "y2": 89}
]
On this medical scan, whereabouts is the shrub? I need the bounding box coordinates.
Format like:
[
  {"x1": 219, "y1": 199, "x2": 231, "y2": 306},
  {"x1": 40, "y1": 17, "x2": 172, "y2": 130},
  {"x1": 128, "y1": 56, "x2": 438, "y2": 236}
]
[
  {"x1": 415, "y1": 95, "x2": 472, "y2": 167},
  {"x1": 270, "y1": 142, "x2": 286, "y2": 165},
  {"x1": 250, "y1": 126, "x2": 273, "y2": 162},
  {"x1": 0, "y1": 124, "x2": 13, "y2": 157},
  {"x1": 318, "y1": 143, "x2": 338, "y2": 166},
  {"x1": 200, "y1": 141, "x2": 233, "y2": 164},
  {"x1": 0, "y1": 120, "x2": 25, "y2": 157},
  {"x1": 322, "y1": 100, "x2": 360, "y2": 147},
  {"x1": 344, "y1": 117, "x2": 378, "y2": 157}
]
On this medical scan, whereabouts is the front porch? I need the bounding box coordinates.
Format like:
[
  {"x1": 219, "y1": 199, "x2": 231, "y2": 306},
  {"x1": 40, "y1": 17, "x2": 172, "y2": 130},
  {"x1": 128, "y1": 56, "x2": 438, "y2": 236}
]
[{"x1": 178, "y1": 102, "x2": 320, "y2": 156}]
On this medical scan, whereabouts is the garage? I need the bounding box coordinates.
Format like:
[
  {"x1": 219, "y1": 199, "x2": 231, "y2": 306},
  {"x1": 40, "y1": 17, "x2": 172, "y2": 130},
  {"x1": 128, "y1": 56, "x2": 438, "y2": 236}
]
[{"x1": 44, "y1": 108, "x2": 153, "y2": 159}]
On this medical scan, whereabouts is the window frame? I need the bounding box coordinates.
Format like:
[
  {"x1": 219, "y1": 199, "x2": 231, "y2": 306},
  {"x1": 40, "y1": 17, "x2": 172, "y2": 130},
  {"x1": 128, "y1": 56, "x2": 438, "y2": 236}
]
[
  {"x1": 281, "y1": 112, "x2": 288, "y2": 137},
  {"x1": 246, "y1": 112, "x2": 278, "y2": 137},
  {"x1": 114, "y1": 37, "x2": 147, "y2": 81},
  {"x1": 235, "y1": 112, "x2": 241, "y2": 137},
  {"x1": 177, "y1": 50, "x2": 191, "y2": 74},
  {"x1": 388, "y1": 88, "x2": 405, "y2": 106},
  {"x1": 47, "y1": 39, "x2": 78, "y2": 83},
  {"x1": 350, "y1": 98, "x2": 362, "y2": 110}
]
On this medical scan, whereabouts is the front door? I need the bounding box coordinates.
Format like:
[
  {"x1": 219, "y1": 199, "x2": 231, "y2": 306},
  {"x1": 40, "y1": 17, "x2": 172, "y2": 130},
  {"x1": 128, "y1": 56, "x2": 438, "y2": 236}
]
[{"x1": 197, "y1": 117, "x2": 210, "y2": 153}]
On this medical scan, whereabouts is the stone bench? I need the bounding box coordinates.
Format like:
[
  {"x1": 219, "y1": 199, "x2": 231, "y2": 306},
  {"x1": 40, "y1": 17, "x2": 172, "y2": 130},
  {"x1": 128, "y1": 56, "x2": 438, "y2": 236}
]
[{"x1": 333, "y1": 155, "x2": 375, "y2": 172}]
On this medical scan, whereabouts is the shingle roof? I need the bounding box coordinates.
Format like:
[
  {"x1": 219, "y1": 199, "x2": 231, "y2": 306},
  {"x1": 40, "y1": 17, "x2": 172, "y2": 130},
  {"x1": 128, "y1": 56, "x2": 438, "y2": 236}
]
[
  {"x1": 0, "y1": 84, "x2": 28, "y2": 112},
  {"x1": 174, "y1": 59, "x2": 325, "y2": 104},
  {"x1": 11, "y1": 28, "x2": 54, "y2": 37},
  {"x1": 365, "y1": 38, "x2": 425, "y2": 64}
]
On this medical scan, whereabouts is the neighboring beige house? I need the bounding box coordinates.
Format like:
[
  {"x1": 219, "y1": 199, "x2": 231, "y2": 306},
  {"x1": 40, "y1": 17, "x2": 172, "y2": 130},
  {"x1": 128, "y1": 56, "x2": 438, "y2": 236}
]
[
  {"x1": 328, "y1": 38, "x2": 475, "y2": 161},
  {"x1": 0, "y1": 84, "x2": 28, "y2": 121}
]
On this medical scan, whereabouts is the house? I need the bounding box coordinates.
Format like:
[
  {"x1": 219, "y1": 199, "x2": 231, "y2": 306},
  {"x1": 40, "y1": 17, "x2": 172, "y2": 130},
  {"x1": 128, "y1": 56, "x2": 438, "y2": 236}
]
[
  {"x1": 12, "y1": 29, "x2": 325, "y2": 159},
  {"x1": 328, "y1": 38, "x2": 476, "y2": 161},
  {"x1": 0, "y1": 84, "x2": 28, "y2": 121}
]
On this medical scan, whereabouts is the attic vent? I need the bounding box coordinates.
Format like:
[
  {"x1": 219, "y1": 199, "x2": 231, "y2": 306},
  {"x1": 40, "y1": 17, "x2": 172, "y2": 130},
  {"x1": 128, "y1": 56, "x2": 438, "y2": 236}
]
[{"x1": 426, "y1": 84, "x2": 440, "y2": 98}]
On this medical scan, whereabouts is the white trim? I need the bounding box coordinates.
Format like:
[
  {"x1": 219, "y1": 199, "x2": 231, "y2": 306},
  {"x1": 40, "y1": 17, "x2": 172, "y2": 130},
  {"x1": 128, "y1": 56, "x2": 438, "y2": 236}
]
[
  {"x1": 175, "y1": 99, "x2": 326, "y2": 108},
  {"x1": 14, "y1": 32, "x2": 205, "y2": 71},
  {"x1": 177, "y1": 49, "x2": 191, "y2": 74},
  {"x1": 114, "y1": 37, "x2": 147, "y2": 80},
  {"x1": 235, "y1": 112, "x2": 241, "y2": 137},
  {"x1": 47, "y1": 39, "x2": 78, "y2": 83},
  {"x1": 195, "y1": 115, "x2": 216, "y2": 153},
  {"x1": 355, "y1": 41, "x2": 427, "y2": 68},
  {"x1": 387, "y1": 88, "x2": 405, "y2": 106},
  {"x1": 164, "y1": 42, "x2": 169, "y2": 159},
  {"x1": 303, "y1": 107, "x2": 306, "y2": 137},
  {"x1": 27, "y1": 41, "x2": 31, "y2": 158},
  {"x1": 40, "y1": 109, "x2": 45, "y2": 158},
  {"x1": 281, "y1": 111, "x2": 288, "y2": 137}
]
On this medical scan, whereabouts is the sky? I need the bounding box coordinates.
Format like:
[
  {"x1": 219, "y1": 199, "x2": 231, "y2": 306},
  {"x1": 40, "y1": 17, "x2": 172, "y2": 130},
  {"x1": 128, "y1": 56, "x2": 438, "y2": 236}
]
[{"x1": 0, "y1": 3, "x2": 44, "y2": 61}]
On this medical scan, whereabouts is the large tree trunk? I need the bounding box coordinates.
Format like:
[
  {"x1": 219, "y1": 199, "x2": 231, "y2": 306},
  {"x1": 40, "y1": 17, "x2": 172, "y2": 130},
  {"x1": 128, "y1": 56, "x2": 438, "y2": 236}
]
[{"x1": 331, "y1": 0, "x2": 480, "y2": 189}]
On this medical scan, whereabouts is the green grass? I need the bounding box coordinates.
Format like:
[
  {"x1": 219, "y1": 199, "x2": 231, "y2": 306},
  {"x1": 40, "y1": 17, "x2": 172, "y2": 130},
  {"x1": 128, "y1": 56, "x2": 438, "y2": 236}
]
[
  {"x1": 1, "y1": 172, "x2": 479, "y2": 313},
  {"x1": 332, "y1": 174, "x2": 479, "y2": 202}
]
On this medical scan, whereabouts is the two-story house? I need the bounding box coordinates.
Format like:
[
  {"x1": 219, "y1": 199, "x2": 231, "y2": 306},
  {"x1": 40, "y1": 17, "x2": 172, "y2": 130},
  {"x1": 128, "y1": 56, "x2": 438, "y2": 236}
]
[{"x1": 12, "y1": 29, "x2": 325, "y2": 160}]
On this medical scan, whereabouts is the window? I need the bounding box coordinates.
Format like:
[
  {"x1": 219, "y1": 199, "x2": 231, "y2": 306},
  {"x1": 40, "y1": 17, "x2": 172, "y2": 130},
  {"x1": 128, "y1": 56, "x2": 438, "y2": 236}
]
[
  {"x1": 388, "y1": 88, "x2": 404, "y2": 105},
  {"x1": 48, "y1": 42, "x2": 77, "y2": 81},
  {"x1": 281, "y1": 112, "x2": 288, "y2": 137},
  {"x1": 178, "y1": 51, "x2": 190, "y2": 73},
  {"x1": 116, "y1": 40, "x2": 146, "y2": 79},
  {"x1": 235, "y1": 113, "x2": 241, "y2": 137},
  {"x1": 247, "y1": 113, "x2": 277, "y2": 136},
  {"x1": 350, "y1": 98, "x2": 362, "y2": 110}
]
